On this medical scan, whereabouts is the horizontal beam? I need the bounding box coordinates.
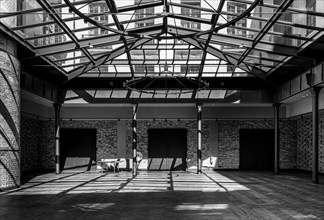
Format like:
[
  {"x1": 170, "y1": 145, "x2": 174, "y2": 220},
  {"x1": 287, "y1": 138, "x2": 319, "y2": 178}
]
[
  {"x1": 0, "y1": 0, "x2": 103, "y2": 18},
  {"x1": 66, "y1": 38, "x2": 152, "y2": 81},
  {"x1": 118, "y1": 1, "x2": 164, "y2": 13},
  {"x1": 170, "y1": 30, "x2": 269, "y2": 82},
  {"x1": 86, "y1": 97, "x2": 225, "y2": 104},
  {"x1": 33, "y1": 25, "x2": 163, "y2": 57},
  {"x1": 207, "y1": 34, "x2": 298, "y2": 57},
  {"x1": 169, "y1": 25, "x2": 298, "y2": 57},
  {"x1": 237, "y1": 0, "x2": 294, "y2": 64},
  {"x1": 60, "y1": 77, "x2": 271, "y2": 90}
]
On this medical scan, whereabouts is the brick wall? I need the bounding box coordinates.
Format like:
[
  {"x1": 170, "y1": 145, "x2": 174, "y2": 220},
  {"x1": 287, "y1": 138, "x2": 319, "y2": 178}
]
[
  {"x1": 0, "y1": 31, "x2": 17, "y2": 57},
  {"x1": 21, "y1": 117, "x2": 39, "y2": 170},
  {"x1": 217, "y1": 120, "x2": 297, "y2": 169},
  {"x1": 21, "y1": 118, "x2": 300, "y2": 171},
  {"x1": 0, "y1": 47, "x2": 20, "y2": 189},
  {"x1": 297, "y1": 112, "x2": 324, "y2": 172},
  {"x1": 125, "y1": 120, "x2": 209, "y2": 168},
  {"x1": 21, "y1": 119, "x2": 211, "y2": 170},
  {"x1": 23, "y1": 120, "x2": 119, "y2": 170}
]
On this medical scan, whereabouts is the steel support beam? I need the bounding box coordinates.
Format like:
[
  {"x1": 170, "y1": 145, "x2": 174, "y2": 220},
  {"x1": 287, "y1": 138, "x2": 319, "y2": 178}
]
[
  {"x1": 34, "y1": 24, "x2": 163, "y2": 57},
  {"x1": 132, "y1": 103, "x2": 138, "y2": 177},
  {"x1": 179, "y1": 36, "x2": 269, "y2": 82},
  {"x1": 166, "y1": 25, "x2": 298, "y2": 57},
  {"x1": 66, "y1": 38, "x2": 152, "y2": 81},
  {"x1": 0, "y1": 0, "x2": 103, "y2": 19},
  {"x1": 198, "y1": 0, "x2": 225, "y2": 79},
  {"x1": 118, "y1": 1, "x2": 163, "y2": 13},
  {"x1": 207, "y1": 34, "x2": 298, "y2": 57},
  {"x1": 310, "y1": 87, "x2": 322, "y2": 184},
  {"x1": 237, "y1": 0, "x2": 294, "y2": 64},
  {"x1": 197, "y1": 104, "x2": 202, "y2": 174},
  {"x1": 166, "y1": 26, "x2": 269, "y2": 81},
  {"x1": 61, "y1": 77, "x2": 271, "y2": 90},
  {"x1": 73, "y1": 90, "x2": 94, "y2": 103},
  {"x1": 34, "y1": 34, "x2": 124, "y2": 57},
  {"x1": 54, "y1": 103, "x2": 61, "y2": 174},
  {"x1": 273, "y1": 103, "x2": 281, "y2": 174},
  {"x1": 105, "y1": 0, "x2": 136, "y2": 78},
  {"x1": 37, "y1": 0, "x2": 95, "y2": 64}
]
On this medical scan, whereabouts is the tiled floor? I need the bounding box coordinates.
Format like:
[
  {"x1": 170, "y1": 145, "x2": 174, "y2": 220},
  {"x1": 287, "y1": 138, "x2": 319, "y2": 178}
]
[{"x1": 1, "y1": 170, "x2": 324, "y2": 219}]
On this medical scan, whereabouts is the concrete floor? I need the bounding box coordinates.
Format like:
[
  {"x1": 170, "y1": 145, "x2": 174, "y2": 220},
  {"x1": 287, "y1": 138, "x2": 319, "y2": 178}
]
[{"x1": 1, "y1": 170, "x2": 324, "y2": 220}]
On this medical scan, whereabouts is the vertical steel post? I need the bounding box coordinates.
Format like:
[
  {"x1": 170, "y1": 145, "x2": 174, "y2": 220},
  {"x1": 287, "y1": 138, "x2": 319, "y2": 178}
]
[
  {"x1": 53, "y1": 103, "x2": 61, "y2": 174},
  {"x1": 273, "y1": 103, "x2": 281, "y2": 174},
  {"x1": 310, "y1": 87, "x2": 321, "y2": 183},
  {"x1": 132, "y1": 104, "x2": 138, "y2": 177},
  {"x1": 197, "y1": 104, "x2": 202, "y2": 174}
]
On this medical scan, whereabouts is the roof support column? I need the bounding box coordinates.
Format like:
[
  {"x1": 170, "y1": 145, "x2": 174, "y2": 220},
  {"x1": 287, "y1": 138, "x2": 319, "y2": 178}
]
[
  {"x1": 273, "y1": 103, "x2": 281, "y2": 174},
  {"x1": 132, "y1": 103, "x2": 138, "y2": 177},
  {"x1": 310, "y1": 87, "x2": 322, "y2": 184},
  {"x1": 197, "y1": 104, "x2": 202, "y2": 174},
  {"x1": 54, "y1": 103, "x2": 62, "y2": 174}
]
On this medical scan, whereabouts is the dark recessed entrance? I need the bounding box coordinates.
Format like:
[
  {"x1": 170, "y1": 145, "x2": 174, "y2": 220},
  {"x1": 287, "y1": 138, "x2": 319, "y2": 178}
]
[
  {"x1": 60, "y1": 129, "x2": 97, "y2": 171},
  {"x1": 148, "y1": 128, "x2": 187, "y2": 171},
  {"x1": 239, "y1": 129, "x2": 274, "y2": 171}
]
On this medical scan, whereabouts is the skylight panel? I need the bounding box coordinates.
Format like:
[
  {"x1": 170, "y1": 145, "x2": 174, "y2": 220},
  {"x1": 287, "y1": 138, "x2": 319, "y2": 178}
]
[{"x1": 111, "y1": 90, "x2": 128, "y2": 98}]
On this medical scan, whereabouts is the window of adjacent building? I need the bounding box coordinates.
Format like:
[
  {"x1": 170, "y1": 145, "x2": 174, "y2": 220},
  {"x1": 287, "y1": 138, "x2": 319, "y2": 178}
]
[
  {"x1": 273, "y1": 0, "x2": 292, "y2": 45},
  {"x1": 135, "y1": 0, "x2": 154, "y2": 28},
  {"x1": 181, "y1": 65, "x2": 200, "y2": 74},
  {"x1": 86, "y1": 3, "x2": 111, "y2": 51},
  {"x1": 134, "y1": 65, "x2": 154, "y2": 75},
  {"x1": 306, "y1": 0, "x2": 316, "y2": 35},
  {"x1": 227, "y1": 2, "x2": 246, "y2": 37},
  {"x1": 89, "y1": 3, "x2": 109, "y2": 35},
  {"x1": 36, "y1": 4, "x2": 66, "y2": 46},
  {"x1": 180, "y1": 1, "x2": 201, "y2": 30}
]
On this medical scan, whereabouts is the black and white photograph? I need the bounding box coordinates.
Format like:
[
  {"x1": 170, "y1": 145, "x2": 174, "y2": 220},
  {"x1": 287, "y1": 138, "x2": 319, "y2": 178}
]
[{"x1": 0, "y1": 0, "x2": 324, "y2": 219}]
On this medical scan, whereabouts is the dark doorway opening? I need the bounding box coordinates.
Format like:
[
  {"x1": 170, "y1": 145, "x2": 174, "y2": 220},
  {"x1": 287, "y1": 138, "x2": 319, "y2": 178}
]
[
  {"x1": 239, "y1": 129, "x2": 274, "y2": 171},
  {"x1": 60, "y1": 129, "x2": 97, "y2": 171},
  {"x1": 148, "y1": 128, "x2": 187, "y2": 171}
]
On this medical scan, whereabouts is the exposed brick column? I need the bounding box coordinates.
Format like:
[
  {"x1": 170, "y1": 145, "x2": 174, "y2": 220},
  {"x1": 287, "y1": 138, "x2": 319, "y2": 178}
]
[{"x1": 0, "y1": 33, "x2": 20, "y2": 190}]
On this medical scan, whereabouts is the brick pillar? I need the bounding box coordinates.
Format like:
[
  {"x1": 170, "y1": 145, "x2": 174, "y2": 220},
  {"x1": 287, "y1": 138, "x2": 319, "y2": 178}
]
[{"x1": 0, "y1": 32, "x2": 20, "y2": 190}]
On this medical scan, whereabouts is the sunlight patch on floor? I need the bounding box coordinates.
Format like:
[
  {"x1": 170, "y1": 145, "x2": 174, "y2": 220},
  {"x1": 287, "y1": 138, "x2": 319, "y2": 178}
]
[
  {"x1": 71, "y1": 203, "x2": 115, "y2": 211},
  {"x1": 175, "y1": 203, "x2": 229, "y2": 211}
]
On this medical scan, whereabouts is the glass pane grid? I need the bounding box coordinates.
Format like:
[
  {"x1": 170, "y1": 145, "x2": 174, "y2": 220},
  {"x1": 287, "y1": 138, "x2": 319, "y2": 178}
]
[{"x1": 0, "y1": 0, "x2": 319, "y2": 100}]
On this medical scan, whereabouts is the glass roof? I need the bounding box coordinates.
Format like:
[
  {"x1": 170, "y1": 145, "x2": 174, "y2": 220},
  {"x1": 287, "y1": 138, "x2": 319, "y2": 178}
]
[{"x1": 0, "y1": 0, "x2": 323, "y2": 102}]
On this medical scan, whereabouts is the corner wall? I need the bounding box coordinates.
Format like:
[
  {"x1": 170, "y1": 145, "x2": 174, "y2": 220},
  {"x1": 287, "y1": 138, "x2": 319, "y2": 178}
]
[
  {"x1": 0, "y1": 34, "x2": 20, "y2": 190},
  {"x1": 296, "y1": 112, "x2": 324, "y2": 172},
  {"x1": 21, "y1": 117, "x2": 39, "y2": 171}
]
